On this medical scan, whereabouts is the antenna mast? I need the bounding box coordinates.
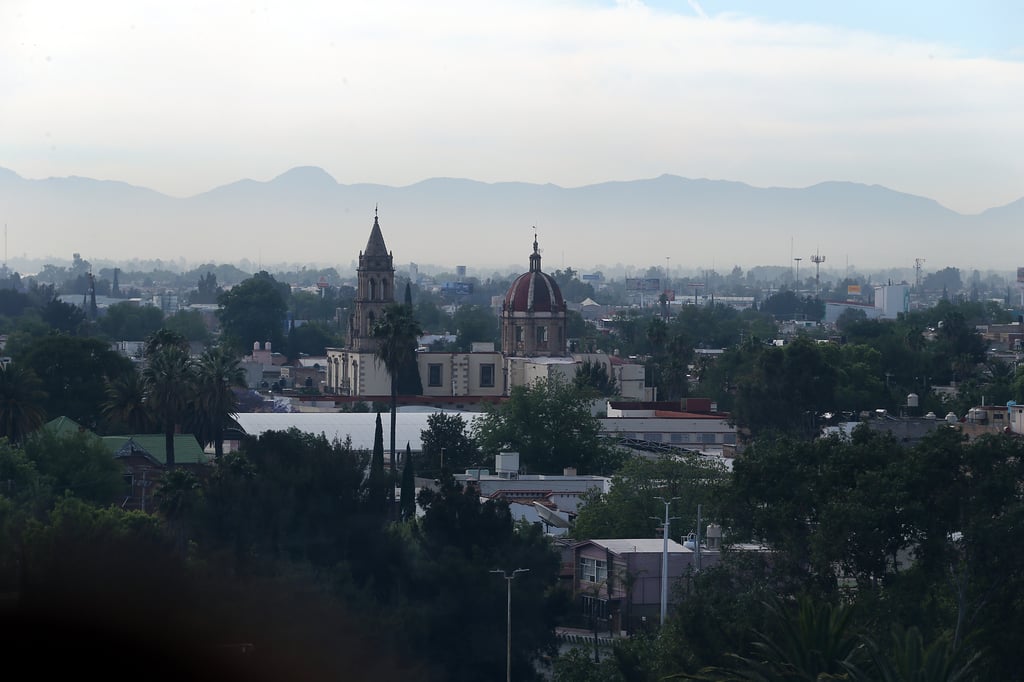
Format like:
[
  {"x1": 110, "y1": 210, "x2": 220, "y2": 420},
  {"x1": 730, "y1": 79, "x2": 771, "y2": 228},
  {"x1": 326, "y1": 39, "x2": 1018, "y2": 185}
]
[
  {"x1": 914, "y1": 258, "x2": 926, "y2": 291},
  {"x1": 811, "y1": 250, "x2": 826, "y2": 297}
]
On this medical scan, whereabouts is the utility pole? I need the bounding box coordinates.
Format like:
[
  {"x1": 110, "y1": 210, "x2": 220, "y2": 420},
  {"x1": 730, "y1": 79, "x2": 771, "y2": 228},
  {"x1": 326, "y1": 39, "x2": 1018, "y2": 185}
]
[
  {"x1": 652, "y1": 497, "x2": 679, "y2": 625},
  {"x1": 491, "y1": 568, "x2": 529, "y2": 682},
  {"x1": 694, "y1": 504, "x2": 703, "y2": 573}
]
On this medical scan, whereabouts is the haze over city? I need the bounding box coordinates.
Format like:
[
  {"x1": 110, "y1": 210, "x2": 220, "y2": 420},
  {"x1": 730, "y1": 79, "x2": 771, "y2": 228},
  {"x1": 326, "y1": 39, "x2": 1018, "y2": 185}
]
[{"x1": 2, "y1": 1, "x2": 1022, "y2": 270}]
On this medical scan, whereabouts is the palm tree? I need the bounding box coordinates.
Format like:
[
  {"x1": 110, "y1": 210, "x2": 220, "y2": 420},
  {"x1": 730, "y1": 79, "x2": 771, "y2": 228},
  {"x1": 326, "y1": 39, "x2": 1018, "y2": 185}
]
[
  {"x1": 193, "y1": 346, "x2": 246, "y2": 458},
  {"x1": 372, "y1": 303, "x2": 423, "y2": 505},
  {"x1": 684, "y1": 596, "x2": 862, "y2": 681},
  {"x1": 842, "y1": 625, "x2": 982, "y2": 682},
  {"x1": 143, "y1": 344, "x2": 195, "y2": 469},
  {"x1": 0, "y1": 363, "x2": 46, "y2": 444},
  {"x1": 102, "y1": 369, "x2": 153, "y2": 434}
]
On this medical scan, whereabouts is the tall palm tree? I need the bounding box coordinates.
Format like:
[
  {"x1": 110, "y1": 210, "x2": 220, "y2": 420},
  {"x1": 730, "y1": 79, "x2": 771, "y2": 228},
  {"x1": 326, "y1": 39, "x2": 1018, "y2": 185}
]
[
  {"x1": 372, "y1": 303, "x2": 423, "y2": 504},
  {"x1": 0, "y1": 363, "x2": 46, "y2": 444},
  {"x1": 193, "y1": 346, "x2": 246, "y2": 458},
  {"x1": 102, "y1": 368, "x2": 153, "y2": 434},
  {"x1": 143, "y1": 344, "x2": 195, "y2": 469}
]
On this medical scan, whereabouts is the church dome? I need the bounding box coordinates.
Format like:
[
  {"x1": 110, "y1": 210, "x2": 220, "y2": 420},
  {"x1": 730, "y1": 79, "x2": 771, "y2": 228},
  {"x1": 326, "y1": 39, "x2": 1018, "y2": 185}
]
[{"x1": 503, "y1": 237, "x2": 565, "y2": 313}]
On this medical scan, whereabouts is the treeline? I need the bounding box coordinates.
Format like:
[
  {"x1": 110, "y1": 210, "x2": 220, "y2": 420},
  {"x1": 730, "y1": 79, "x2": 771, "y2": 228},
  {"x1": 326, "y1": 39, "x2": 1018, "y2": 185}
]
[
  {"x1": 0, "y1": 424, "x2": 566, "y2": 681},
  {"x1": 557, "y1": 426, "x2": 1024, "y2": 681}
]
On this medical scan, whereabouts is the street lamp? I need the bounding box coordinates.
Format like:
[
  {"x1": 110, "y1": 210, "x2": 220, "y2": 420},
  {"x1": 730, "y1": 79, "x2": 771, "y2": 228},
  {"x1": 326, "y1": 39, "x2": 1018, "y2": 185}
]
[
  {"x1": 491, "y1": 568, "x2": 529, "y2": 682},
  {"x1": 652, "y1": 497, "x2": 679, "y2": 626}
]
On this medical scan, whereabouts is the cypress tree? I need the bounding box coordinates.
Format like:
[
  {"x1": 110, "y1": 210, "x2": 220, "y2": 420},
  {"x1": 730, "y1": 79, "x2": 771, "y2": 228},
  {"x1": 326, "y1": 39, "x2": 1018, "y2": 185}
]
[
  {"x1": 366, "y1": 412, "x2": 387, "y2": 514},
  {"x1": 400, "y1": 442, "x2": 416, "y2": 521}
]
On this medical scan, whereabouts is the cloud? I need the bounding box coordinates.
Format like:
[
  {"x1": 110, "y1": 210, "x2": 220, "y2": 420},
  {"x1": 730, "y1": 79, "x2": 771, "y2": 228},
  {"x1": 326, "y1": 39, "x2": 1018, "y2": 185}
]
[
  {"x1": 687, "y1": 0, "x2": 708, "y2": 20},
  {"x1": 0, "y1": 0, "x2": 1021, "y2": 212}
]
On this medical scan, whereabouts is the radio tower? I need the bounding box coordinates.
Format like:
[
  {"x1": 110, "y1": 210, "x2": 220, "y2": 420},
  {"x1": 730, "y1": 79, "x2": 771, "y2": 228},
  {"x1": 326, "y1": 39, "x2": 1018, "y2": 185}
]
[
  {"x1": 914, "y1": 258, "x2": 926, "y2": 292},
  {"x1": 811, "y1": 250, "x2": 826, "y2": 297}
]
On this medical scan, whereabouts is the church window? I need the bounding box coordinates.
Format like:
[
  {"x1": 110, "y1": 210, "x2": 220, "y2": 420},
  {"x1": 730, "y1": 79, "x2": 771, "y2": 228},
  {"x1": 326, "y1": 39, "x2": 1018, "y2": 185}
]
[
  {"x1": 480, "y1": 363, "x2": 495, "y2": 388},
  {"x1": 381, "y1": 278, "x2": 389, "y2": 301},
  {"x1": 536, "y1": 326, "x2": 548, "y2": 344},
  {"x1": 369, "y1": 278, "x2": 377, "y2": 301},
  {"x1": 515, "y1": 326, "x2": 523, "y2": 343}
]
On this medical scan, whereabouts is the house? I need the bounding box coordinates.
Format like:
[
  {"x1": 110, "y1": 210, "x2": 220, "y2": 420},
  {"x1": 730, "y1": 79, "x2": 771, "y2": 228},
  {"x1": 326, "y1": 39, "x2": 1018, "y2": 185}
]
[
  {"x1": 570, "y1": 538, "x2": 702, "y2": 633},
  {"x1": 569, "y1": 531, "x2": 768, "y2": 633},
  {"x1": 102, "y1": 434, "x2": 211, "y2": 511}
]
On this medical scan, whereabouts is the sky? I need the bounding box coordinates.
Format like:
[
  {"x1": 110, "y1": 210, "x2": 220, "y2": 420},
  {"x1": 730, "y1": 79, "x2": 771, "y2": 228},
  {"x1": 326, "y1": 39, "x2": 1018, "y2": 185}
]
[{"x1": 2, "y1": 0, "x2": 1023, "y2": 215}]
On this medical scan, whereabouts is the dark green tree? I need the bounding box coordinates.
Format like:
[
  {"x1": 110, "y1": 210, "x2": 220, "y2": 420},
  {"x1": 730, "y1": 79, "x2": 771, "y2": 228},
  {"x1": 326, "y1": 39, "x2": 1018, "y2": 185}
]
[
  {"x1": 365, "y1": 412, "x2": 387, "y2": 514},
  {"x1": 372, "y1": 302, "x2": 423, "y2": 501},
  {"x1": 142, "y1": 343, "x2": 195, "y2": 469},
  {"x1": 102, "y1": 369, "x2": 153, "y2": 434},
  {"x1": 473, "y1": 374, "x2": 622, "y2": 474},
  {"x1": 17, "y1": 334, "x2": 134, "y2": 431},
  {"x1": 23, "y1": 428, "x2": 123, "y2": 506},
  {"x1": 192, "y1": 345, "x2": 246, "y2": 458},
  {"x1": 0, "y1": 363, "x2": 46, "y2": 444},
  {"x1": 216, "y1": 271, "x2": 290, "y2": 355},
  {"x1": 97, "y1": 301, "x2": 164, "y2": 340},
  {"x1": 572, "y1": 454, "x2": 729, "y2": 540},
  {"x1": 452, "y1": 304, "x2": 499, "y2": 351},
  {"x1": 400, "y1": 442, "x2": 416, "y2": 521},
  {"x1": 573, "y1": 359, "x2": 618, "y2": 398},
  {"x1": 163, "y1": 309, "x2": 211, "y2": 344},
  {"x1": 419, "y1": 411, "x2": 480, "y2": 475}
]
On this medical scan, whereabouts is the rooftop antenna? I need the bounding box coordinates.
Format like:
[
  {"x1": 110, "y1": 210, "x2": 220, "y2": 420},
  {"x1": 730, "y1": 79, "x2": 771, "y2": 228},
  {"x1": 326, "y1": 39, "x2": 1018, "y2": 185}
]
[{"x1": 811, "y1": 250, "x2": 826, "y2": 297}]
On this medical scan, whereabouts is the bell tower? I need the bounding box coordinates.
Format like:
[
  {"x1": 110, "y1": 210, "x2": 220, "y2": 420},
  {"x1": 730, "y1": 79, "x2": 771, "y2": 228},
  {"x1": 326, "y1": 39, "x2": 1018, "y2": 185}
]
[{"x1": 350, "y1": 208, "x2": 395, "y2": 352}]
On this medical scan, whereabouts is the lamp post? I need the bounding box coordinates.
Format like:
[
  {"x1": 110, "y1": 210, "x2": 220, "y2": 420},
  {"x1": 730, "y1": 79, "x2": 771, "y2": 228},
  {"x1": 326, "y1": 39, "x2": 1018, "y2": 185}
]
[
  {"x1": 652, "y1": 497, "x2": 679, "y2": 626},
  {"x1": 492, "y1": 568, "x2": 529, "y2": 682}
]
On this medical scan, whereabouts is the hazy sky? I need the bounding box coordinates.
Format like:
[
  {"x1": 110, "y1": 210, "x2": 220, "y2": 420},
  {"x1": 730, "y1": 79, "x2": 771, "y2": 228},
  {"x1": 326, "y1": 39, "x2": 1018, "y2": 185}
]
[{"x1": 2, "y1": 0, "x2": 1022, "y2": 214}]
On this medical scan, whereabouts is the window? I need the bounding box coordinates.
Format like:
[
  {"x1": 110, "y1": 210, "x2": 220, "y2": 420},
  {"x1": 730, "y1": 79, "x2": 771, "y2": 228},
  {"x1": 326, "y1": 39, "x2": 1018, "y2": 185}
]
[
  {"x1": 480, "y1": 363, "x2": 495, "y2": 388},
  {"x1": 536, "y1": 326, "x2": 548, "y2": 344},
  {"x1": 670, "y1": 433, "x2": 690, "y2": 443},
  {"x1": 515, "y1": 326, "x2": 523, "y2": 342},
  {"x1": 701, "y1": 433, "x2": 717, "y2": 444},
  {"x1": 644, "y1": 432, "x2": 662, "y2": 442},
  {"x1": 580, "y1": 556, "x2": 608, "y2": 583},
  {"x1": 369, "y1": 278, "x2": 377, "y2": 301},
  {"x1": 428, "y1": 363, "x2": 443, "y2": 387}
]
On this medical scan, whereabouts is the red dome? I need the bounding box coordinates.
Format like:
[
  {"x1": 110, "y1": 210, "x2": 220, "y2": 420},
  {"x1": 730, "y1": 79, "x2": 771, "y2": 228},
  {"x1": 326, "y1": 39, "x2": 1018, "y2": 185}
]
[{"x1": 504, "y1": 270, "x2": 565, "y2": 313}]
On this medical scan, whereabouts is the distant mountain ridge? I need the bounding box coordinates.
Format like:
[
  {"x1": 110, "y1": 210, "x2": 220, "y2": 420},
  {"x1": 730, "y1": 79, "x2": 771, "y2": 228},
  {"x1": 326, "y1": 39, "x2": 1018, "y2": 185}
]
[{"x1": 1, "y1": 166, "x2": 1020, "y2": 272}]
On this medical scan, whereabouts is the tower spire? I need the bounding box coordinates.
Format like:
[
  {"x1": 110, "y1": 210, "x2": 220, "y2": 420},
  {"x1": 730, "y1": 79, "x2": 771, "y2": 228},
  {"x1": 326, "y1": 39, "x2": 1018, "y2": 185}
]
[{"x1": 530, "y1": 228, "x2": 541, "y2": 272}]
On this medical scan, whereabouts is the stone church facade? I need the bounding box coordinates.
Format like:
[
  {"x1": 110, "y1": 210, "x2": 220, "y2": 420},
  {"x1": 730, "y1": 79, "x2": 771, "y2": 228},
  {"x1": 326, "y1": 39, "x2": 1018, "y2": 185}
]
[{"x1": 326, "y1": 213, "x2": 645, "y2": 403}]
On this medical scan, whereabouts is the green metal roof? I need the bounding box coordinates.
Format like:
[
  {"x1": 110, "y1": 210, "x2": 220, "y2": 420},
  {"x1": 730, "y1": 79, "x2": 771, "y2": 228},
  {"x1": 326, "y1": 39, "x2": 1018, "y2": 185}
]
[{"x1": 102, "y1": 434, "x2": 210, "y2": 466}]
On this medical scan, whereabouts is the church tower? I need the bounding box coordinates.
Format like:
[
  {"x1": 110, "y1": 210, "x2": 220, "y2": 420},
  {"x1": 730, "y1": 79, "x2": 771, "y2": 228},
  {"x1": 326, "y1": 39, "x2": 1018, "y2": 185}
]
[
  {"x1": 350, "y1": 210, "x2": 395, "y2": 352},
  {"x1": 501, "y1": 235, "x2": 567, "y2": 357}
]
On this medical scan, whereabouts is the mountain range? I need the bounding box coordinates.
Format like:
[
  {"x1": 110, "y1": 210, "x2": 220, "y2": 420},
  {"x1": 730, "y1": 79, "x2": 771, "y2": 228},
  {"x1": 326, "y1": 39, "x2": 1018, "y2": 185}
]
[{"x1": 1, "y1": 165, "x2": 1021, "y2": 274}]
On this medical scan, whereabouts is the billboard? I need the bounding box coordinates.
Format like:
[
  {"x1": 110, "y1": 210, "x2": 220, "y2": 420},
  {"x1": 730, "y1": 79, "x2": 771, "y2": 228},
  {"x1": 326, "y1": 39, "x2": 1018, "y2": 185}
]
[
  {"x1": 847, "y1": 284, "x2": 862, "y2": 296},
  {"x1": 626, "y1": 277, "x2": 661, "y2": 293},
  {"x1": 443, "y1": 282, "x2": 473, "y2": 295},
  {"x1": 581, "y1": 273, "x2": 602, "y2": 282}
]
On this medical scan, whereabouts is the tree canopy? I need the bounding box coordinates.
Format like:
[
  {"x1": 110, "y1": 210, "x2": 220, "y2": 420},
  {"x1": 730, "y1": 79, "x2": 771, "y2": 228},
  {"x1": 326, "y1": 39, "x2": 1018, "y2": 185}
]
[{"x1": 472, "y1": 375, "x2": 623, "y2": 475}]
